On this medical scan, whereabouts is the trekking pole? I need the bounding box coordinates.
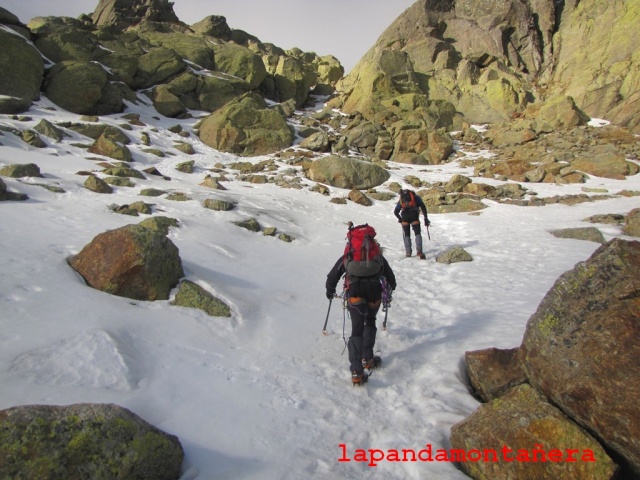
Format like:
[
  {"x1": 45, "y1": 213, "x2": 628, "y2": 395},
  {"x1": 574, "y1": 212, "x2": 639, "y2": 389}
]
[
  {"x1": 382, "y1": 303, "x2": 389, "y2": 331},
  {"x1": 427, "y1": 224, "x2": 431, "y2": 241},
  {"x1": 322, "y1": 296, "x2": 334, "y2": 335}
]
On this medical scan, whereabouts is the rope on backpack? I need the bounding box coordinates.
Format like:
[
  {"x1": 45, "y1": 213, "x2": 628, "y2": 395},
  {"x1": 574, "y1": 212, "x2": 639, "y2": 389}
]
[{"x1": 380, "y1": 276, "x2": 392, "y2": 330}]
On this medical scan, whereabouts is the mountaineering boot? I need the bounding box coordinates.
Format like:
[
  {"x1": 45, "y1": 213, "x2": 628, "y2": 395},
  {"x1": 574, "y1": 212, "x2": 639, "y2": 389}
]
[
  {"x1": 405, "y1": 251, "x2": 412, "y2": 258},
  {"x1": 362, "y1": 356, "x2": 382, "y2": 370},
  {"x1": 417, "y1": 251, "x2": 426, "y2": 260},
  {"x1": 352, "y1": 371, "x2": 369, "y2": 385}
]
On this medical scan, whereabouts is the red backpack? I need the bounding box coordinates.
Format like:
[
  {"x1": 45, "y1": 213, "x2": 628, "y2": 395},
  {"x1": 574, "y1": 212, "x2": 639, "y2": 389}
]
[
  {"x1": 400, "y1": 190, "x2": 417, "y2": 209},
  {"x1": 343, "y1": 223, "x2": 383, "y2": 277}
]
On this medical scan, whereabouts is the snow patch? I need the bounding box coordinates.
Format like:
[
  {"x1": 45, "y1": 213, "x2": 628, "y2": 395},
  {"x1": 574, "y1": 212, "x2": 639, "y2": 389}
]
[{"x1": 10, "y1": 330, "x2": 141, "y2": 390}]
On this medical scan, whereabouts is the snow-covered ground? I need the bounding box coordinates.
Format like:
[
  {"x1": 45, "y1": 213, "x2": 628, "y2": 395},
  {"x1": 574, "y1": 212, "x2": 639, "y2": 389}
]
[{"x1": 1, "y1": 98, "x2": 638, "y2": 479}]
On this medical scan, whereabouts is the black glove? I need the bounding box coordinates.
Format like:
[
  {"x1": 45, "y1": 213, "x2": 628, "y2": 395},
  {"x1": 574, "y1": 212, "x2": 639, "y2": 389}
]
[
  {"x1": 326, "y1": 291, "x2": 335, "y2": 299},
  {"x1": 425, "y1": 219, "x2": 431, "y2": 227}
]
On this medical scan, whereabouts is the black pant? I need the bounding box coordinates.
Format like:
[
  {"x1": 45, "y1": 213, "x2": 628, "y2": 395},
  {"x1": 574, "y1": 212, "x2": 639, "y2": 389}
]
[{"x1": 346, "y1": 277, "x2": 382, "y2": 374}]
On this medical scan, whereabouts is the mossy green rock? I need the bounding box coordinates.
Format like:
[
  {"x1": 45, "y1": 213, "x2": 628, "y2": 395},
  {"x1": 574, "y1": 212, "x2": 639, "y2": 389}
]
[
  {"x1": 234, "y1": 218, "x2": 261, "y2": 232},
  {"x1": 550, "y1": 227, "x2": 606, "y2": 244},
  {"x1": 212, "y1": 42, "x2": 267, "y2": 90},
  {"x1": 306, "y1": 155, "x2": 390, "y2": 189},
  {"x1": 84, "y1": 175, "x2": 113, "y2": 194},
  {"x1": 138, "y1": 216, "x2": 179, "y2": 236},
  {"x1": 0, "y1": 28, "x2": 44, "y2": 113},
  {"x1": 198, "y1": 93, "x2": 294, "y2": 156},
  {"x1": 203, "y1": 199, "x2": 235, "y2": 211},
  {"x1": 0, "y1": 163, "x2": 42, "y2": 178},
  {"x1": 172, "y1": 280, "x2": 231, "y2": 317},
  {"x1": 0, "y1": 403, "x2": 184, "y2": 480}
]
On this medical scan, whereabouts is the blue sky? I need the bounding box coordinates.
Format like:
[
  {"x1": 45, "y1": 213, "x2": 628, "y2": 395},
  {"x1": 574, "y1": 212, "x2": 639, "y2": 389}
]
[{"x1": 2, "y1": 0, "x2": 416, "y2": 72}]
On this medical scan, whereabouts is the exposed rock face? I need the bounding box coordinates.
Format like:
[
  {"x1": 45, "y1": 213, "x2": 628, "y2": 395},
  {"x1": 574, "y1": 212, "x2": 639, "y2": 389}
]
[
  {"x1": 520, "y1": 239, "x2": 640, "y2": 475},
  {"x1": 337, "y1": 0, "x2": 640, "y2": 133},
  {"x1": 68, "y1": 222, "x2": 184, "y2": 301},
  {"x1": 451, "y1": 384, "x2": 618, "y2": 480},
  {"x1": 92, "y1": 0, "x2": 180, "y2": 29},
  {"x1": 0, "y1": 403, "x2": 184, "y2": 480}
]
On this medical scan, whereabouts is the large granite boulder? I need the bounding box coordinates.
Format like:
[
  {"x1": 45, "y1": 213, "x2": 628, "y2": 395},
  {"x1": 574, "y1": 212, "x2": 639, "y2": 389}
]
[
  {"x1": 68, "y1": 221, "x2": 184, "y2": 301},
  {"x1": 43, "y1": 61, "x2": 124, "y2": 115},
  {"x1": 305, "y1": 156, "x2": 390, "y2": 189},
  {"x1": 197, "y1": 93, "x2": 293, "y2": 156},
  {"x1": 0, "y1": 403, "x2": 183, "y2": 479},
  {"x1": 520, "y1": 238, "x2": 640, "y2": 475},
  {"x1": 0, "y1": 27, "x2": 45, "y2": 113},
  {"x1": 451, "y1": 384, "x2": 618, "y2": 480},
  {"x1": 212, "y1": 42, "x2": 267, "y2": 90}
]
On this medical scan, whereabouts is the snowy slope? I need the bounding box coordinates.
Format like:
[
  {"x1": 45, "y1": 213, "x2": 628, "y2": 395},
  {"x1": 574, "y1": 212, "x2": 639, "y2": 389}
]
[{"x1": 1, "y1": 97, "x2": 639, "y2": 479}]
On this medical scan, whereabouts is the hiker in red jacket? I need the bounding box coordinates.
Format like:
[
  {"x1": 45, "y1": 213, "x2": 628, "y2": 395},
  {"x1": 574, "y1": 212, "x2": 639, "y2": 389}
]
[
  {"x1": 325, "y1": 223, "x2": 396, "y2": 385},
  {"x1": 394, "y1": 189, "x2": 430, "y2": 259}
]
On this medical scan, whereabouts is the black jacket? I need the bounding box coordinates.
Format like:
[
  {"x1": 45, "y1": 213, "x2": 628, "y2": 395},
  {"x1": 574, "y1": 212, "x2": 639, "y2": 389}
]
[{"x1": 325, "y1": 255, "x2": 396, "y2": 297}]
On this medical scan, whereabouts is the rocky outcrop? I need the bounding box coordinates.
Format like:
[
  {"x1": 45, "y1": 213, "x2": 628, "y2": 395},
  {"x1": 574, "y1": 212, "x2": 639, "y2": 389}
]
[
  {"x1": 68, "y1": 221, "x2": 184, "y2": 301},
  {"x1": 335, "y1": 0, "x2": 640, "y2": 134},
  {"x1": 0, "y1": 4, "x2": 342, "y2": 133},
  {"x1": 456, "y1": 239, "x2": 640, "y2": 478},
  {"x1": 0, "y1": 403, "x2": 184, "y2": 479},
  {"x1": 92, "y1": 0, "x2": 181, "y2": 29}
]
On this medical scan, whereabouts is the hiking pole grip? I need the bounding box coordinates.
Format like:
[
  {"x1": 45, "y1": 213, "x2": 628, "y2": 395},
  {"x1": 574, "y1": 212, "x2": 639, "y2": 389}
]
[{"x1": 322, "y1": 297, "x2": 333, "y2": 335}]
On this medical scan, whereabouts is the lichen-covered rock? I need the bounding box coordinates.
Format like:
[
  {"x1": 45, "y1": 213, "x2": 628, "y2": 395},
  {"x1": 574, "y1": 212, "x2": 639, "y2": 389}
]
[
  {"x1": 203, "y1": 198, "x2": 235, "y2": 211},
  {"x1": 84, "y1": 175, "x2": 113, "y2": 194},
  {"x1": 0, "y1": 403, "x2": 184, "y2": 480},
  {"x1": 520, "y1": 239, "x2": 640, "y2": 475},
  {"x1": 464, "y1": 347, "x2": 527, "y2": 402},
  {"x1": 0, "y1": 28, "x2": 44, "y2": 113},
  {"x1": 624, "y1": 208, "x2": 640, "y2": 237},
  {"x1": 450, "y1": 384, "x2": 618, "y2": 480},
  {"x1": 43, "y1": 61, "x2": 124, "y2": 115},
  {"x1": 171, "y1": 279, "x2": 231, "y2": 317},
  {"x1": 0, "y1": 163, "x2": 42, "y2": 178},
  {"x1": 68, "y1": 222, "x2": 184, "y2": 301},
  {"x1": 436, "y1": 245, "x2": 473, "y2": 264},
  {"x1": 198, "y1": 93, "x2": 294, "y2": 156},
  {"x1": 137, "y1": 216, "x2": 179, "y2": 236},
  {"x1": 234, "y1": 217, "x2": 261, "y2": 232},
  {"x1": 88, "y1": 134, "x2": 133, "y2": 162},
  {"x1": 550, "y1": 227, "x2": 605, "y2": 244},
  {"x1": 306, "y1": 155, "x2": 390, "y2": 189}
]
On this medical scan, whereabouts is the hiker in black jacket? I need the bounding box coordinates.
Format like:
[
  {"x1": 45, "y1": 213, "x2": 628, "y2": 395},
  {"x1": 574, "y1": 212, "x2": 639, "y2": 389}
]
[
  {"x1": 325, "y1": 225, "x2": 396, "y2": 385},
  {"x1": 394, "y1": 189, "x2": 430, "y2": 259}
]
